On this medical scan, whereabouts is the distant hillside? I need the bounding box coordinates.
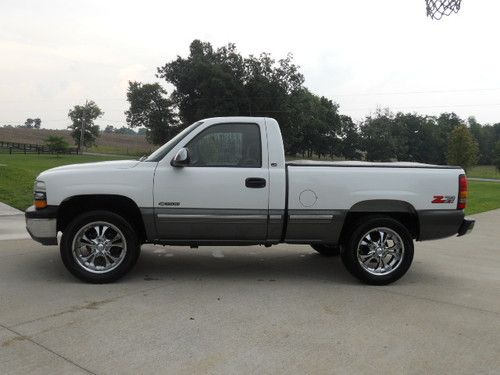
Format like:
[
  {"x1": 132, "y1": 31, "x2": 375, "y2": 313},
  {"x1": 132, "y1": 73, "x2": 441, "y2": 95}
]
[{"x1": 0, "y1": 127, "x2": 153, "y2": 156}]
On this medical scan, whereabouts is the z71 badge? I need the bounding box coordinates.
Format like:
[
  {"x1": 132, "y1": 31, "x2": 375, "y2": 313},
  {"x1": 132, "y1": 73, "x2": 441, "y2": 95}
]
[{"x1": 431, "y1": 195, "x2": 455, "y2": 204}]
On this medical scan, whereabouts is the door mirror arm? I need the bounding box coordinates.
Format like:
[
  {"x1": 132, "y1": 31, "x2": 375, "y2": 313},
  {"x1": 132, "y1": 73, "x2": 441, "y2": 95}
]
[{"x1": 171, "y1": 147, "x2": 190, "y2": 167}]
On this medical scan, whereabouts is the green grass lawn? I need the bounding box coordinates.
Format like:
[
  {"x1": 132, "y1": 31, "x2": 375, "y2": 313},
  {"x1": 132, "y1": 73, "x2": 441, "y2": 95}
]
[
  {"x1": 1, "y1": 154, "x2": 499, "y2": 216},
  {"x1": 466, "y1": 180, "x2": 500, "y2": 215},
  {"x1": 0, "y1": 153, "x2": 128, "y2": 210},
  {"x1": 467, "y1": 165, "x2": 500, "y2": 179}
]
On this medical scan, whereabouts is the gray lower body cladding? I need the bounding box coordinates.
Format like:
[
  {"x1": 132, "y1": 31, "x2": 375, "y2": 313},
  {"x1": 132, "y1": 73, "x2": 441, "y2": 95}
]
[
  {"x1": 23, "y1": 205, "x2": 471, "y2": 247},
  {"x1": 142, "y1": 207, "x2": 470, "y2": 245},
  {"x1": 144, "y1": 207, "x2": 346, "y2": 245},
  {"x1": 284, "y1": 209, "x2": 346, "y2": 244},
  {"x1": 150, "y1": 208, "x2": 270, "y2": 245}
]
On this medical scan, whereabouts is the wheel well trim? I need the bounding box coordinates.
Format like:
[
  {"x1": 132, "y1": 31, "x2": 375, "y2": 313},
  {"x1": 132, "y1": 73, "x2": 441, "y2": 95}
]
[
  {"x1": 57, "y1": 194, "x2": 149, "y2": 241},
  {"x1": 349, "y1": 199, "x2": 417, "y2": 214},
  {"x1": 340, "y1": 200, "x2": 420, "y2": 242}
]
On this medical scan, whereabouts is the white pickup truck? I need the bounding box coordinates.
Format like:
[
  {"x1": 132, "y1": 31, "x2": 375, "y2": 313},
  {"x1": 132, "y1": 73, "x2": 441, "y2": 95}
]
[{"x1": 26, "y1": 117, "x2": 474, "y2": 284}]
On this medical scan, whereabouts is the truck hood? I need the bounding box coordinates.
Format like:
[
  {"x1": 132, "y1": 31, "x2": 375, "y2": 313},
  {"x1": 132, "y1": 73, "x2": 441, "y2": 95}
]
[{"x1": 39, "y1": 160, "x2": 140, "y2": 177}]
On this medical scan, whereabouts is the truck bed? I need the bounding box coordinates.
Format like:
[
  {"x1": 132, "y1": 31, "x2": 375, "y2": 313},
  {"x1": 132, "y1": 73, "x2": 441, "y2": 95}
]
[{"x1": 286, "y1": 160, "x2": 462, "y2": 169}]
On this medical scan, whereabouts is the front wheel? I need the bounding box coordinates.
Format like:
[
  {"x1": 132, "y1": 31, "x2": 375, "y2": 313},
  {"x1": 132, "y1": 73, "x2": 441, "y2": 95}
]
[
  {"x1": 341, "y1": 217, "x2": 414, "y2": 285},
  {"x1": 60, "y1": 210, "x2": 140, "y2": 283}
]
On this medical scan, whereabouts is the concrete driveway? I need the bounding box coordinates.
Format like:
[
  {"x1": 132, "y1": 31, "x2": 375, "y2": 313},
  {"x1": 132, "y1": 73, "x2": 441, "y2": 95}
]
[{"x1": 0, "y1": 209, "x2": 499, "y2": 374}]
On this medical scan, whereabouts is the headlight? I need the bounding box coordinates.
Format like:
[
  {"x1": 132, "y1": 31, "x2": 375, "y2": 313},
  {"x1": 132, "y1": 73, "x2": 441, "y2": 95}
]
[
  {"x1": 34, "y1": 180, "x2": 46, "y2": 192},
  {"x1": 34, "y1": 180, "x2": 47, "y2": 209}
]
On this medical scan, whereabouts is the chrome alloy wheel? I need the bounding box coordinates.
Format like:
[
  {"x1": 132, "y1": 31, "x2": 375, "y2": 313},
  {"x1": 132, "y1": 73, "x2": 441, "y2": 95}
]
[
  {"x1": 356, "y1": 227, "x2": 404, "y2": 276},
  {"x1": 71, "y1": 221, "x2": 127, "y2": 274}
]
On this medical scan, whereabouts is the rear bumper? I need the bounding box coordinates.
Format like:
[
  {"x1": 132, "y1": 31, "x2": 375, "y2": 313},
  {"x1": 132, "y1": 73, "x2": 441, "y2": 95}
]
[
  {"x1": 418, "y1": 210, "x2": 472, "y2": 241},
  {"x1": 457, "y1": 218, "x2": 475, "y2": 236},
  {"x1": 25, "y1": 205, "x2": 58, "y2": 245}
]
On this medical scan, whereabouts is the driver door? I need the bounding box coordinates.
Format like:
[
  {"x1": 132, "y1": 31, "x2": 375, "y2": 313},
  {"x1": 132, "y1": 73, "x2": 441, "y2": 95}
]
[{"x1": 153, "y1": 121, "x2": 269, "y2": 243}]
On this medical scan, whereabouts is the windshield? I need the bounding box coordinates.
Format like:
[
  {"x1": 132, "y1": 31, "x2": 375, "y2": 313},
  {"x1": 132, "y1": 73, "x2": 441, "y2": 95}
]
[{"x1": 144, "y1": 121, "x2": 204, "y2": 162}]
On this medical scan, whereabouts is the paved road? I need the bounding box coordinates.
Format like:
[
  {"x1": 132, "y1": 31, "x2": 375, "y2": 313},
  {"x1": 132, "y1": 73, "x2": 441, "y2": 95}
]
[
  {"x1": 0, "y1": 210, "x2": 499, "y2": 374},
  {"x1": 0, "y1": 203, "x2": 29, "y2": 241}
]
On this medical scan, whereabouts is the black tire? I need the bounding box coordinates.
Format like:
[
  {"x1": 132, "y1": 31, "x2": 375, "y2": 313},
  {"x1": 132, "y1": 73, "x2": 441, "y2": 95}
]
[
  {"x1": 311, "y1": 244, "x2": 341, "y2": 257},
  {"x1": 341, "y1": 216, "x2": 414, "y2": 285},
  {"x1": 60, "y1": 210, "x2": 140, "y2": 283}
]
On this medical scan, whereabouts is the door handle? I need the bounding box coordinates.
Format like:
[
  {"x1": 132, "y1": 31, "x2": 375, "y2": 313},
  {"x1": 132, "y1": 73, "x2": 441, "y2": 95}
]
[{"x1": 245, "y1": 177, "x2": 266, "y2": 188}]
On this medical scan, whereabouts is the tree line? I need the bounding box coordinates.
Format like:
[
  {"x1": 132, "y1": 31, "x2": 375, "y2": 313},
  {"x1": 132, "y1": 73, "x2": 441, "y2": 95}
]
[
  {"x1": 2, "y1": 118, "x2": 42, "y2": 129},
  {"x1": 123, "y1": 40, "x2": 500, "y2": 170},
  {"x1": 7, "y1": 39, "x2": 498, "y2": 169}
]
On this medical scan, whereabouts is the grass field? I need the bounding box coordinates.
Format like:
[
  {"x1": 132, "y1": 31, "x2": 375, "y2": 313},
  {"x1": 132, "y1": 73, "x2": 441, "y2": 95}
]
[
  {"x1": 1, "y1": 154, "x2": 499, "y2": 216},
  {"x1": 468, "y1": 165, "x2": 500, "y2": 179},
  {"x1": 0, "y1": 154, "x2": 128, "y2": 210},
  {"x1": 467, "y1": 180, "x2": 500, "y2": 215}
]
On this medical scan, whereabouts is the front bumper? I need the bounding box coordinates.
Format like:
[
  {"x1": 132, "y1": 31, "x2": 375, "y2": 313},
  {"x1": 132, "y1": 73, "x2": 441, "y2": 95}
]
[
  {"x1": 457, "y1": 218, "x2": 475, "y2": 236},
  {"x1": 25, "y1": 205, "x2": 58, "y2": 245}
]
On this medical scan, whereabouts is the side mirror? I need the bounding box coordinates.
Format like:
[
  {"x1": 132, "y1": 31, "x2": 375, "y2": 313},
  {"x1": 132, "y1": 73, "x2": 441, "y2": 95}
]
[{"x1": 171, "y1": 147, "x2": 190, "y2": 167}]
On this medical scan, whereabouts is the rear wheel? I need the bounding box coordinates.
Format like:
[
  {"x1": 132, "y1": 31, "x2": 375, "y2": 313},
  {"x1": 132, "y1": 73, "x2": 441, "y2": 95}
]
[
  {"x1": 311, "y1": 244, "x2": 341, "y2": 257},
  {"x1": 60, "y1": 210, "x2": 140, "y2": 283},
  {"x1": 341, "y1": 217, "x2": 414, "y2": 285}
]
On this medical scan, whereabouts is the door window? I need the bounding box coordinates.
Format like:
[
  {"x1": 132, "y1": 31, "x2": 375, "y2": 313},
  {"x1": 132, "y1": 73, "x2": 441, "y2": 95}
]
[{"x1": 186, "y1": 123, "x2": 261, "y2": 167}]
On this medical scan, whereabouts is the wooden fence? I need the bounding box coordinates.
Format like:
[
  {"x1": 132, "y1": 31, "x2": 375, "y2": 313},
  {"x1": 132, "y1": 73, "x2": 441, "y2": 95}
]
[{"x1": 0, "y1": 141, "x2": 79, "y2": 155}]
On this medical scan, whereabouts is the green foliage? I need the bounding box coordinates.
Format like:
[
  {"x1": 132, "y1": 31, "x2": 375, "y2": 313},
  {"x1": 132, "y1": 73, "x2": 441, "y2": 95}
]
[
  {"x1": 447, "y1": 125, "x2": 479, "y2": 170},
  {"x1": 126, "y1": 39, "x2": 499, "y2": 164},
  {"x1": 495, "y1": 141, "x2": 500, "y2": 171},
  {"x1": 125, "y1": 81, "x2": 177, "y2": 145},
  {"x1": 338, "y1": 115, "x2": 361, "y2": 160},
  {"x1": 360, "y1": 110, "x2": 463, "y2": 163},
  {"x1": 153, "y1": 40, "x2": 355, "y2": 158},
  {"x1": 360, "y1": 109, "x2": 396, "y2": 161},
  {"x1": 20, "y1": 118, "x2": 41, "y2": 129},
  {"x1": 67, "y1": 101, "x2": 103, "y2": 148},
  {"x1": 155, "y1": 40, "x2": 341, "y2": 157},
  {"x1": 44, "y1": 136, "x2": 69, "y2": 155},
  {"x1": 467, "y1": 118, "x2": 500, "y2": 165}
]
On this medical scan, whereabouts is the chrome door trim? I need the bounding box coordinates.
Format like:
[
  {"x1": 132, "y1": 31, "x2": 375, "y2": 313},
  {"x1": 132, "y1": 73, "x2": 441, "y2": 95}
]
[
  {"x1": 289, "y1": 214, "x2": 333, "y2": 220},
  {"x1": 157, "y1": 214, "x2": 267, "y2": 220}
]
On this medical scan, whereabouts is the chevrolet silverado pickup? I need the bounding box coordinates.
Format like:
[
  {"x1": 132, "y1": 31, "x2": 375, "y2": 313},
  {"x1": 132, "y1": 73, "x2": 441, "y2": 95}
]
[{"x1": 25, "y1": 117, "x2": 475, "y2": 284}]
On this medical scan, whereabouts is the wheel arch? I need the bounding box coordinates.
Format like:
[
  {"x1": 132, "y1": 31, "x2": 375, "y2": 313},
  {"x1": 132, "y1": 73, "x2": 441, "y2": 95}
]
[
  {"x1": 340, "y1": 199, "x2": 419, "y2": 243},
  {"x1": 57, "y1": 194, "x2": 147, "y2": 242}
]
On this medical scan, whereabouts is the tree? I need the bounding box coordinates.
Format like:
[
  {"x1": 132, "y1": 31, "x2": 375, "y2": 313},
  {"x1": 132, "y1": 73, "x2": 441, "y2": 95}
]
[
  {"x1": 67, "y1": 101, "x2": 103, "y2": 149},
  {"x1": 125, "y1": 81, "x2": 177, "y2": 145},
  {"x1": 22, "y1": 118, "x2": 41, "y2": 129},
  {"x1": 156, "y1": 40, "x2": 310, "y2": 152},
  {"x1": 360, "y1": 109, "x2": 397, "y2": 161},
  {"x1": 447, "y1": 125, "x2": 479, "y2": 170},
  {"x1": 494, "y1": 141, "x2": 500, "y2": 171},
  {"x1": 24, "y1": 118, "x2": 34, "y2": 128},
  {"x1": 44, "y1": 136, "x2": 68, "y2": 155},
  {"x1": 468, "y1": 117, "x2": 499, "y2": 165},
  {"x1": 339, "y1": 115, "x2": 361, "y2": 160},
  {"x1": 114, "y1": 126, "x2": 137, "y2": 135},
  {"x1": 435, "y1": 112, "x2": 462, "y2": 164},
  {"x1": 103, "y1": 125, "x2": 115, "y2": 133}
]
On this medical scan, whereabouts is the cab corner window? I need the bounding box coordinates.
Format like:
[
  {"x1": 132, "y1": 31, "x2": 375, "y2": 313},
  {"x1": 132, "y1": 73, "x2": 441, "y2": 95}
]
[{"x1": 186, "y1": 123, "x2": 261, "y2": 168}]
